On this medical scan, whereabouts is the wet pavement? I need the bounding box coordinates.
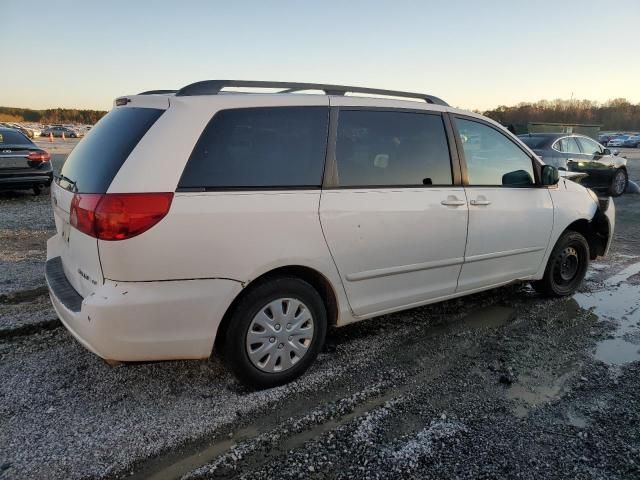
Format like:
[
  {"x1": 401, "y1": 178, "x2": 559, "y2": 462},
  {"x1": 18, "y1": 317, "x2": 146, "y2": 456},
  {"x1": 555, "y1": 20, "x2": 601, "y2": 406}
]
[
  {"x1": 0, "y1": 146, "x2": 639, "y2": 479},
  {"x1": 575, "y1": 262, "x2": 640, "y2": 367}
]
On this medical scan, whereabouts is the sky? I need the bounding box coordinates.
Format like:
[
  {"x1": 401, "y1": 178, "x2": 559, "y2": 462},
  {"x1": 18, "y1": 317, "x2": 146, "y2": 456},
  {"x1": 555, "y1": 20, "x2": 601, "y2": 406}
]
[{"x1": 3, "y1": 0, "x2": 639, "y2": 112}]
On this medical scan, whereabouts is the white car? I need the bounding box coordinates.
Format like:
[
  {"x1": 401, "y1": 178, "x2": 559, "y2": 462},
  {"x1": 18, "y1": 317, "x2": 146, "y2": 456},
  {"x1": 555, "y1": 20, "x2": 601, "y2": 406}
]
[
  {"x1": 45, "y1": 80, "x2": 615, "y2": 388},
  {"x1": 607, "y1": 136, "x2": 629, "y2": 147}
]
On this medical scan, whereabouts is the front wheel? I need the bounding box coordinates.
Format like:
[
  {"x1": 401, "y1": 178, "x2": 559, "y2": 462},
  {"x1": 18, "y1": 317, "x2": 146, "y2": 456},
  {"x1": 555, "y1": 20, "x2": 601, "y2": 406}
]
[
  {"x1": 609, "y1": 168, "x2": 627, "y2": 197},
  {"x1": 532, "y1": 231, "x2": 590, "y2": 297},
  {"x1": 221, "y1": 277, "x2": 327, "y2": 389}
]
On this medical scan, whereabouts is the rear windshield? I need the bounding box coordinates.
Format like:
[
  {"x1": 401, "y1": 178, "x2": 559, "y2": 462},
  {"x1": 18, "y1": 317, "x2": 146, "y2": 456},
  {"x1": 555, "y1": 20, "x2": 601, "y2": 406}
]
[
  {"x1": 0, "y1": 129, "x2": 32, "y2": 146},
  {"x1": 59, "y1": 107, "x2": 164, "y2": 193},
  {"x1": 179, "y1": 107, "x2": 328, "y2": 189},
  {"x1": 517, "y1": 135, "x2": 549, "y2": 149}
]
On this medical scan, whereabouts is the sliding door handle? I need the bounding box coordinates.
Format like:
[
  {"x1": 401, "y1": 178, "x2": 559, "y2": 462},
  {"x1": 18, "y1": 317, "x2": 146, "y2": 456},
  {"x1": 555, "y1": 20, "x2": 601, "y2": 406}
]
[{"x1": 470, "y1": 199, "x2": 491, "y2": 206}]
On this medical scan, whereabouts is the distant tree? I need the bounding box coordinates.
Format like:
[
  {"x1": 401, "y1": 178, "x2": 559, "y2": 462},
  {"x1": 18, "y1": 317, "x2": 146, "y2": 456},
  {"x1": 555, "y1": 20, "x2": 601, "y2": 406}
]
[
  {"x1": 0, "y1": 106, "x2": 107, "y2": 125},
  {"x1": 483, "y1": 98, "x2": 640, "y2": 131},
  {"x1": 0, "y1": 113, "x2": 22, "y2": 122}
]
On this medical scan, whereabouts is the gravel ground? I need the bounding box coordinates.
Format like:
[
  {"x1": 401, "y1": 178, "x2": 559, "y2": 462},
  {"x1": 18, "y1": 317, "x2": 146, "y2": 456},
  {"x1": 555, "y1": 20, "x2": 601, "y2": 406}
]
[{"x1": 0, "y1": 145, "x2": 638, "y2": 479}]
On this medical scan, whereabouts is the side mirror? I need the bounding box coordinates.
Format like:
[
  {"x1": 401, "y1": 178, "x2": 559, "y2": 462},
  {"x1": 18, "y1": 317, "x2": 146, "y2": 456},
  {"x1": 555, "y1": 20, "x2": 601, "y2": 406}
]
[
  {"x1": 541, "y1": 165, "x2": 559, "y2": 186},
  {"x1": 603, "y1": 148, "x2": 611, "y2": 155},
  {"x1": 613, "y1": 149, "x2": 620, "y2": 156},
  {"x1": 502, "y1": 169, "x2": 534, "y2": 186}
]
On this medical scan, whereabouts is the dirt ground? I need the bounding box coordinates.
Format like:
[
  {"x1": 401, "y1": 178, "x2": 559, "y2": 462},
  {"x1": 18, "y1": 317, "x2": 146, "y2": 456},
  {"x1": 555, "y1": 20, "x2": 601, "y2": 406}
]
[{"x1": 0, "y1": 142, "x2": 639, "y2": 479}]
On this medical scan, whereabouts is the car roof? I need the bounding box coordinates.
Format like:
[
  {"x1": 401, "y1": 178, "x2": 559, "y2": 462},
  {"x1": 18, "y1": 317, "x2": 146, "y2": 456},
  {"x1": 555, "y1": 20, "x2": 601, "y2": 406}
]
[{"x1": 518, "y1": 133, "x2": 566, "y2": 139}]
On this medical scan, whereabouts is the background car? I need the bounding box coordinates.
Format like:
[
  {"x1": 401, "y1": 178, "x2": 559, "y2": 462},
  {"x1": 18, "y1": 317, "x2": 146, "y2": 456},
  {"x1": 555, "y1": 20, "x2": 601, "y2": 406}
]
[
  {"x1": 41, "y1": 125, "x2": 81, "y2": 138},
  {"x1": 606, "y1": 135, "x2": 630, "y2": 147},
  {"x1": 598, "y1": 133, "x2": 620, "y2": 146},
  {"x1": 0, "y1": 127, "x2": 52, "y2": 195},
  {"x1": 519, "y1": 133, "x2": 628, "y2": 196},
  {"x1": 0, "y1": 122, "x2": 40, "y2": 139},
  {"x1": 622, "y1": 134, "x2": 640, "y2": 148}
]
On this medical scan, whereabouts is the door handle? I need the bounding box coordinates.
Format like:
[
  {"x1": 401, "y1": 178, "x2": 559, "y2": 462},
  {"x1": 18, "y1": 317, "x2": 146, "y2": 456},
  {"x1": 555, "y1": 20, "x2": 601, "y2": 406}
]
[
  {"x1": 441, "y1": 196, "x2": 466, "y2": 207},
  {"x1": 470, "y1": 199, "x2": 491, "y2": 206}
]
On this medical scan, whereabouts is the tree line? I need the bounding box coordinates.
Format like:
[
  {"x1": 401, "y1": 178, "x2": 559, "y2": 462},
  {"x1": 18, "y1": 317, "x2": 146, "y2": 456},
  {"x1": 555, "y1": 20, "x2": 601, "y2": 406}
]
[
  {"x1": 482, "y1": 98, "x2": 640, "y2": 131},
  {"x1": 0, "y1": 106, "x2": 107, "y2": 125}
]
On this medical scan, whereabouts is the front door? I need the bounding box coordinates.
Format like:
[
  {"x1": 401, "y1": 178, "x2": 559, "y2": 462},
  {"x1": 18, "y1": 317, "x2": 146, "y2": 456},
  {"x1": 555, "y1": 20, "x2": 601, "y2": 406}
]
[
  {"x1": 452, "y1": 116, "x2": 554, "y2": 292},
  {"x1": 320, "y1": 108, "x2": 468, "y2": 317}
]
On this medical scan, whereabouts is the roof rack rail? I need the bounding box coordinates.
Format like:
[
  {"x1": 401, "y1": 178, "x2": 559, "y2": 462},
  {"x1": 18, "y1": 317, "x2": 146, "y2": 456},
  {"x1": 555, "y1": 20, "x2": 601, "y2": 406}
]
[
  {"x1": 138, "y1": 89, "x2": 179, "y2": 95},
  {"x1": 174, "y1": 80, "x2": 448, "y2": 106}
]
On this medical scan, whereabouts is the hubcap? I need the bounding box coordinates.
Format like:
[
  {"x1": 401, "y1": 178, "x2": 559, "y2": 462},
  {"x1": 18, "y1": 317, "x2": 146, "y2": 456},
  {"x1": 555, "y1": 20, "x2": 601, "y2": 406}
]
[
  {"x1": 246, "y1": 298, "x2": 314, "y2": 373},
  {"x1": 554, "y1": 246, "x2": 580, "y2": 283},
  {"x1": 614, "y1": 170, "x2": 626, "y2": 194}
]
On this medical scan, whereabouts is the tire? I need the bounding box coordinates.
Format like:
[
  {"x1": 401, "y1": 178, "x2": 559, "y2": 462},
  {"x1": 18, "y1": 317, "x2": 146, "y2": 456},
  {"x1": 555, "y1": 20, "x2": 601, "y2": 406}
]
[
  {"x1": 532, "y1": 231, "x2": 589, "y2": 297},
  {"x1": 609, "y1": 168, "x2": 627, "y2": 197},
  {"x1": 221, "y1": 277, "x2": 327, "y2": 389}
]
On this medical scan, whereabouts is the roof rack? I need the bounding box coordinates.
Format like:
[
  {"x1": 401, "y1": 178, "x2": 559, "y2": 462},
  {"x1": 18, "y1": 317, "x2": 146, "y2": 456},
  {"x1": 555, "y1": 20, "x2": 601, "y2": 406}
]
[
  {"x1": 168, "y1": 80, "x2": 448, "y2": 106},
  {"x1": 138, "y1": 89, "x2": 178, "y2": 95}
]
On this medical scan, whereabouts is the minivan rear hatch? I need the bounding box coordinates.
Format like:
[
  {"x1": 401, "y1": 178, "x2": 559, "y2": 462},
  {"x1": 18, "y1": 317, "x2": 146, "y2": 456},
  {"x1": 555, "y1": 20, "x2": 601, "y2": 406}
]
[{"x1": 52, "y1": 99, "x2": 167, "y2": 297}]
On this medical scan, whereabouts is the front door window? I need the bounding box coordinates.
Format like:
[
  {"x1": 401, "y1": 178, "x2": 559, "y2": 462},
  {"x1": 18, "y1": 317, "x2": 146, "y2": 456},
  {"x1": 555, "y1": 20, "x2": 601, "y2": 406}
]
[{"x1": 455, "y1": 118, "x2": 535, "y2": 187}]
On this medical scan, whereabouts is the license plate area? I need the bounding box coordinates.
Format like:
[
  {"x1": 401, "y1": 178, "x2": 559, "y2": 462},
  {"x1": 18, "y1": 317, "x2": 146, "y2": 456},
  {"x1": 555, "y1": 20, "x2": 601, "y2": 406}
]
[{"x1": 0, "y1": 155, "x2": 29, "y2": 169}]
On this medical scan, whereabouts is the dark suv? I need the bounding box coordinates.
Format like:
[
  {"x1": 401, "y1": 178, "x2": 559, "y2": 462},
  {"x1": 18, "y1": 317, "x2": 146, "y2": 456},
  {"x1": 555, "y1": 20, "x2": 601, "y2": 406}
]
[{"x1": 518, "y1": 133, "x2": 628, "y2": 196}]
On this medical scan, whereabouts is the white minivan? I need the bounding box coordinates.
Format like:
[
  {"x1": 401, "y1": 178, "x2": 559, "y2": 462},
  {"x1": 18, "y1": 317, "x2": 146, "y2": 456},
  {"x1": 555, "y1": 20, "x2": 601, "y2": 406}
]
[{"x1": 46, "y1": 81, "x2": 615, "y2": 388}]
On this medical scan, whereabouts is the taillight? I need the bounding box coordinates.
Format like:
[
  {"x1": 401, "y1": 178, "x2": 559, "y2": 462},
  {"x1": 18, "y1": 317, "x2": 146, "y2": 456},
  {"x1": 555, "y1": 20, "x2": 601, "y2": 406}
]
[
  {"x1": 70, "y1": 193, "x2": 173, "y2": 241},
  {"x1": 70, "y1": 194, "x2": 102, "y2": 237},
  {"x1": 27, "y1": 151, "x2": 51, "y2": 162}
]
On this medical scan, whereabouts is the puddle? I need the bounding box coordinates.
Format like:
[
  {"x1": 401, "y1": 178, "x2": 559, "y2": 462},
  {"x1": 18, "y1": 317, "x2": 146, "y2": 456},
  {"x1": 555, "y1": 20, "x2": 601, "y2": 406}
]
[
  {"x1": 574, "y1": 262, "x2": 640, "y2": 366},
  {"x1": 460, "y1": 305, "x2": 515, "y2": 330},
  {"x1": 138, "y1": 425, "x2": 260, "y2": 480},
  {"x1": 507, "y1": 372, "x2": 572, "y2": 418},
  {"x1": 566, "y1": 411, "x2": 588, "y2": 428}
]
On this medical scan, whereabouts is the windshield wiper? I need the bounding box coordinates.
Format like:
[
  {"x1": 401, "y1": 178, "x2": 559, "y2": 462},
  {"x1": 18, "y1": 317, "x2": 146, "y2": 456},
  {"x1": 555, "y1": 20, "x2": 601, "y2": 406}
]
[{"x1": 54, "y1": 173, "x2": 78, "y2": 193}]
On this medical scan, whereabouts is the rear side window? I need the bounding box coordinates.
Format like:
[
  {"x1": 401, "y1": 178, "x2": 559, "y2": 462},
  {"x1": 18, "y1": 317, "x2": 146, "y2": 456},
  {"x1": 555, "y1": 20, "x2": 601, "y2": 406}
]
[
  {"x1": 0, "y1": 130, "x2": 32, "y2": 145},
  {"x1": 335, "y1": 110, "x2": 452, "y2": 186},
  {"x1": 518, "y1": 136, "x2": 548, "y2": 149},
  {"x1": 555, "y1": 137, "x2": 581, "y2": 154},
  {"x1": 179, "y1": 107, "x2": 329, "y2": 189},
  {"x1": 60, "y1": 107, "x2": 164, "y2": 193}
]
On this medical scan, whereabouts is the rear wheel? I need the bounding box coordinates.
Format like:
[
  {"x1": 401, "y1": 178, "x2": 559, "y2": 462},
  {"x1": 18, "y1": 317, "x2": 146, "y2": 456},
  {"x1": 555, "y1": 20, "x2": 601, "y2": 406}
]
[
  {"x1": 221, "y1": 277, "x2": 327, "y2": 389},
  {"x1": 533, "y1": 231, "x2": 589, "y2": 297},
  {"x1": 609, "y1": 168, "x2": 627, "y2": 197}
]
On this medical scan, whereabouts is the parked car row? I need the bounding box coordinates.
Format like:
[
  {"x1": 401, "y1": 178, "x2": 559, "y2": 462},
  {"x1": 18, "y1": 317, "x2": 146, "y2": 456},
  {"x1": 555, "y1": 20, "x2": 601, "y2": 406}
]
[
  {"x1": 0, "y1": 122, "x2": 41, "y2": 138},
  {"x1": 598, "y1": 132, "x2": 640, "y2": 148},
  {"x1": 0, "y1": 122, "x2": 93, "y2": 139},
  {"x1": 41, "y1": 125, "x2": 84, "y2": 138}
]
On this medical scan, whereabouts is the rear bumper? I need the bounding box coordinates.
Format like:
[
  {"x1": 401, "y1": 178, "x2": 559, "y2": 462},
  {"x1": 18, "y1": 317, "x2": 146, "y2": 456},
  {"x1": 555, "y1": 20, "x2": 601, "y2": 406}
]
[
  {"x1": 45, "y1": 255, "x2": 243, "y2": 362},
  {"x1": 0, "y1": 164, "x2": 53, "y2": 189}
]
